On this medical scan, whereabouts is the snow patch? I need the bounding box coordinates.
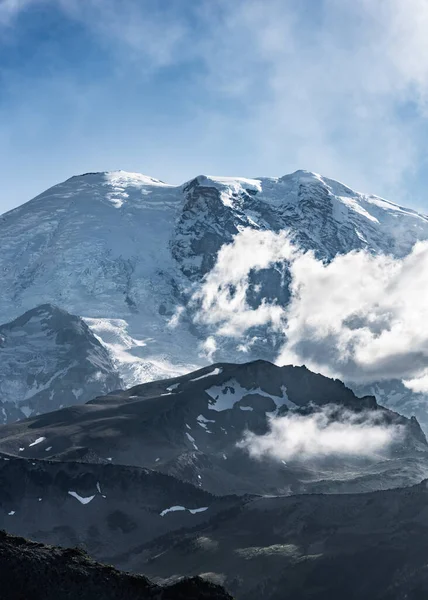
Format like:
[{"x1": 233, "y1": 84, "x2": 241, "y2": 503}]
[
  {"x1": 29, "y1": 437, "x2": 46, "y2": 447},
  {"x1": 68, "y1": 491, "x2": 96, "y2": 505},
  {"x1": 189, "y1": 506, "x2": 208, "y2": 514},
  {"x1": 205, "y1": 380, "x2": 293, "y2": 411},
  {"x1": 186, "y1": 431, "x2": 198, "y2": 450},
  {"x1": 166, "y1": 383, "x2": 180, "y2": 392},
  {"x1": 191, "y1": 367, "x2": 223, "y2": 382},
  {"x1": 197, "y1": 414, "x2": 215, "y2": 431},
  {"x1": 160, "y1": 505, "x2": 186, "y2": 516},
  {"x1": 160, "y1": 505, "x2": 208, "y2": 517}
]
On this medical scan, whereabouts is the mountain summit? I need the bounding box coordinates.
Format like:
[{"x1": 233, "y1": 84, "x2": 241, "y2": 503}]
[{"x1": 2, "y1": 169, "x2": 427, "y2": 321}]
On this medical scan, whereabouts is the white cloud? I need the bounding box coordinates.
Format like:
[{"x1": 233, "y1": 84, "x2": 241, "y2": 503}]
[
  {"x1": 193, "y1": 228, "x2": 428, "y2": 393},
  {"x1": 280, "y1": 240, "x2": 428, "y2": 391},
  {"x1": 191, "y1": 228, "x2": 295, "y2": 337},
  {"x1": 238, "y1": 405, "x2": 403, "y2": 461},
  {"x1": 0, "y1": 0, "x2": 38, "y2": 25}
]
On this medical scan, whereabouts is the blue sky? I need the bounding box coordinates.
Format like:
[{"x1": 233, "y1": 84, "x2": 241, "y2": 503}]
[{"x1": 1, "y1": 0, "x2": 428, "y2": 212}]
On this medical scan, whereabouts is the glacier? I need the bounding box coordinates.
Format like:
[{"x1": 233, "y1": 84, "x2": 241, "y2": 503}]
[{"x1": 2, "y1": 169, "x2": 428, "y2": 426}]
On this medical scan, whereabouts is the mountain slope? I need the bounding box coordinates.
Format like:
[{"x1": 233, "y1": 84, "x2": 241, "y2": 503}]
[
  {"x1": 130, "y1": 479, "x2": 428, "y2": 600},
  {"x1": 0, "y1": 361, "x2": 426, "y2": 496},
  {"x1": 0, "y1": 455, "x2": 238, "y2": 564},
  {"x1": 0, "y1": 304, "x2": 121, "y2": 423},
  {"x1": 173, "y1": 172, "x2": 428, "y2": 281}
]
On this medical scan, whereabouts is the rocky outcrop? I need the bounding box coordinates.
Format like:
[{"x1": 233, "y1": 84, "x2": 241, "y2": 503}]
[{"x1": 0, "y1": 304, "x2": 122, "y2": 423}]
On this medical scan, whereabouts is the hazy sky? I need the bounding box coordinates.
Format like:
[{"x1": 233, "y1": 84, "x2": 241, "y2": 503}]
[{"x1": 1, "y1": 0, "x2": 428, "y2": 213}]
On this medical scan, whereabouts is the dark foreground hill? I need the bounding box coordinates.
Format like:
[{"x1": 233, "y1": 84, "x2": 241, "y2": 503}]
[{"x1": 0, "y1": 529, "x2": 233, "y2": 600}]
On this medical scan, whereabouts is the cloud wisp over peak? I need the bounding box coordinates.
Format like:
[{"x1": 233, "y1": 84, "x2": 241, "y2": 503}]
[{"x1": 238, "y1": 405, "x2": 404, "y2": 462}]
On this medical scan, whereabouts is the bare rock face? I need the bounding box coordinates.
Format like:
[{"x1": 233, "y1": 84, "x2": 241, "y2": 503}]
[
  {"x1": 0, "y1": 361, "x2": 426, "y2": 497},
  {"x1": 0, "y1": 304, "x2": 122, "y2": 423}
]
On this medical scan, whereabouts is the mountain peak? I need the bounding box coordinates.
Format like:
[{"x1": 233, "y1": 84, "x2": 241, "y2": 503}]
[{"x1": 63, "y1": 170, "x2": 173, "y2": 191}]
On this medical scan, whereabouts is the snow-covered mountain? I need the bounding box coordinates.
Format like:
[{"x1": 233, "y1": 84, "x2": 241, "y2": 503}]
[
  {"x1": 0, "y1": 304, "x2": 121, "y2": 423},
  {"x1": 2, "y1": 169, "x2": 428, "y2": 423},
  {"x1": 2, "y1": 170, "x2": 427, "y2": 320}
]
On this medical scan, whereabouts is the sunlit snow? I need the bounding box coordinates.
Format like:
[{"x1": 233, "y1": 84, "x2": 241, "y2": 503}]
[
  {"x1": 205, "y1": 379, "x2": 292, "y2": 411},
  {"x1": 160, "y1": 505, "x2": 208, "y2": 516},
  {"x1": 191, "y1": 367, "x2": 223, "y2": 382},
  {"x1": 29, "y1": 437, "x2": 46, "y2": 447}
]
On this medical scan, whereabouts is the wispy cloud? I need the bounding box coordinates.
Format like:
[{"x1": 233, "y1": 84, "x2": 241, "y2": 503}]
[
  {"x1": 58, "y1": 0, "x2": 190, "y2": 69},
  {"x1": 195, "y1": 0, "x2": 428, "y2": 198},
  {"x1": 238, "y1": 404, "x2": 404, "y2": 461},
  {"x1": 0, "y1": 0, "x2": 37, "y2": 25},
  {"x1": 2, "y1": 0, "x2": 428, "y2": 209},
  {"x1": 0, "y1": 0, "x2": 189, "y2": 68}
]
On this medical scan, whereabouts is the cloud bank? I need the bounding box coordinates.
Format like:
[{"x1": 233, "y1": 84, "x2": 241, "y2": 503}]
[
  {"x1": 193, "y1": 228, "x2": 428, "y2": 392},
  {"x1": 3, "y1": 1, "x2": 428, "y2": 210},
  {"x1": 238, "y1": 405, "x2": 403, "y2": 461}
]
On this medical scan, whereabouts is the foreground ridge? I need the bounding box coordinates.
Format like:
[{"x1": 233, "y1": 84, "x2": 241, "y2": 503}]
[{"x1": 0, "y1": 529, "x2": 233, "y2": 600}]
